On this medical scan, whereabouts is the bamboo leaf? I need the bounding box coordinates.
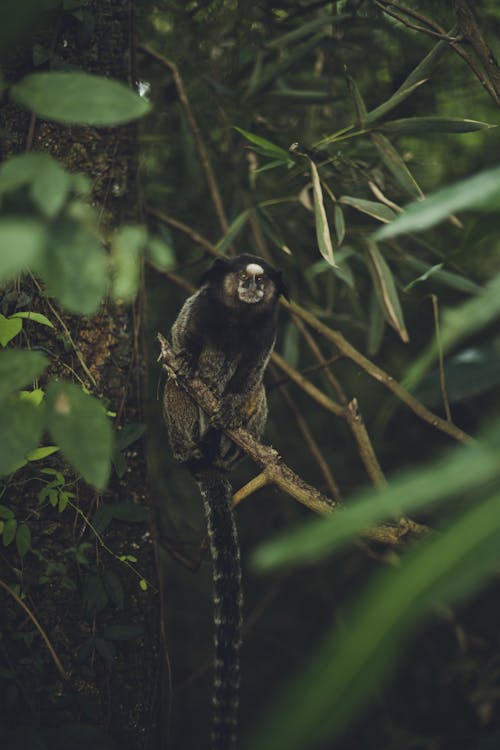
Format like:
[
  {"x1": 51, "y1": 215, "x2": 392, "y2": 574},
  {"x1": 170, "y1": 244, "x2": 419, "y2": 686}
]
[
  {"x1": 366, "y1": 242, "x2": 409, "y2": 342},
  {"x1": 234, "y1": 127, "x2": 292, "y2": 163},
  {"x1": 340, "y1": 195, "x2": 397, "y2": 223},
  {"x1": 310, "y1": 161, "x2": 336, "y2": 267},
  {"x1": 381, "y1": 117, "x2": 495, "y2": 135},
  {"x1": 247, "y1": 483, "x2": 500, "y2": 750},
  {"x1": 267, "y1": 14, "x2": 351, "y2": 49},
  {"x1": 246, "y1": 35, "x2": 323, "y2": 97},
  {"x1": 216, "y1": 209, "x2": 251, "y2": 253},
  {"x1": 371, "y1": 133, "x2": 423, "y2": 198},
  {"x1": 375, "y1": 165, "x2": 500, "y2": 240}
]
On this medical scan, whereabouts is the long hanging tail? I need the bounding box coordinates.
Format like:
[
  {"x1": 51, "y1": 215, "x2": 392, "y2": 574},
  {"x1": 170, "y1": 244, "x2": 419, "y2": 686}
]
[{"x1": 195, "y1": 468, "x2": 242, "y2": 750}]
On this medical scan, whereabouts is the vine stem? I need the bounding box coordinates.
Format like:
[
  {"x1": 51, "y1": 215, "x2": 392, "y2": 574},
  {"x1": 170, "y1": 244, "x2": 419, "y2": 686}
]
[{"x1": 0, "y1": 577, "x2": 69, "y2": 681}]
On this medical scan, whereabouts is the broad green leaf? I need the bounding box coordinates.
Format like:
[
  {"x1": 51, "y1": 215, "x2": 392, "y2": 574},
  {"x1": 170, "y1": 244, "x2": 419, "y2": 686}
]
[
  {"x1": 0, "y1": 219, "x2": 47, "y2": 283},
  {"x1": 375, "y1": 165, "x2": 500, "y2": 240},
  {"x1": 380, "y1": 117, "x2": 494, "y2": 135},
  {"x1": 247, "y1": 487, "x2": 500, "y2": 750},
  {"x1": 371, "y1": 133, "x2": 422, "y2": 198},
  {"x1": 11, "y1": 311, "x2": 54, "y2": 328},
  {"x1": 252, "y1": 423, "x2": 500, "y2": 573},
  {"x1": 0, "y1": 350, "x2": 48, "y2": 401},
  {"x1": 310, "y1": 161, "x2": 336, "y2": 267},
  {"x1": 216, "y1": 209, "x2": 251, "y2": 253},
  {"x1": 82, "y1": 573, "x2": 109, "y2": 618},
  {"x1": 145, "y1": 237, "x2": 174, "y2": 270},
  {"x1": 102, "y1": 569, "x2": 124, "y2": 610},
  {"x1": 234, "y1": 127, "x2": 291, "y2": 163},
  {"x1": 19, "y1": 388, "x2": 45, "y2": 406},
  {"x1": 40, "y1": 218, "x2": 107, "y2": 314},
  {"x1": 111, "y1": 225, "x2": 146, "y2": 302},
  {"x1": 11, "y1": 72, "x2": 151, "y2": 126},
  {"x1": 2, "y1": 518, "x2": 17, "y2": 546},
  {"x1": 0, "y1": 314, "x2": 22, "y2": 347},
  {"x1": 46, "y1": 381, "x2": 112, "y2": 489},
  {"x1": 340, "y1": 196, "x2": 397, "y2": 223},
  {"x1": 115, "y1": 422, "x2": 146, "y2": 450},
  {"x1": 366, "y1": 242, "x2": 408, "y2": 342},
  {"x1": 27, "y1": 445, "x2": 59, "y2": 461},
  {"x1": 15, "y1": 523, "x2": 31, "y2": 558},
  {"x1": 0, "y1": 398, "x2": 44, "y2": 475},
  {"x1": 30, "y1": 155, "x2": 71, "y2": 218},
  {"x1": 0, "y1": 152, "x2": 49, "y2": 193}
]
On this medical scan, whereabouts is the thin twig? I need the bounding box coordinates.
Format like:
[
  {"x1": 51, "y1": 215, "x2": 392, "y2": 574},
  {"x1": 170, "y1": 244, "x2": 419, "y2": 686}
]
[
  {"x1": 140, "y1": 45, "x2": 229, "y2": 234},
  {"x1": 0, "y1": 577, "x2": 69, "y2": 680}
]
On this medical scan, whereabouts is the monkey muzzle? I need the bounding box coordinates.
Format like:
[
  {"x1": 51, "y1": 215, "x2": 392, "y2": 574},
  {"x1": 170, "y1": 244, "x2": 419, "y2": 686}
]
[{"x1": 238, "y1": 276, "x2": 264, "y2": 304}]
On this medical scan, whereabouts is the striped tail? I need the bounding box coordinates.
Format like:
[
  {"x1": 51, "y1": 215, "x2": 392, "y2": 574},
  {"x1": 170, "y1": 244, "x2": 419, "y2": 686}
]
[{"x1": 195, "y1": 469, "x2": 242, "y2": 750}]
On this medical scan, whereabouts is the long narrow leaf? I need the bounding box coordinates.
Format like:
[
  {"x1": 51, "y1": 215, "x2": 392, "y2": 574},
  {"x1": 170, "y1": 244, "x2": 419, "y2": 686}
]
[
  {"x1": 381, "y1": 116, "x2": 494, "y2": 135},
  {"x1": 310, "y1": 161, "x2": 336, "y2": 267},
  {"x1": 366, "y1": 241, "x2": 409, "y2": 342},
  {"x1": 371, "y1": 133, "x2": 423, "y2": 198},
  {"x1": 247, "y1": 486, "x2": 500, "y2": 750},
  {"x1": 375, "y1": 165, "x2": 500, "y2": 240},
  {"x1": 252, "y1": 422, "x2": 500, "y2": 572}
]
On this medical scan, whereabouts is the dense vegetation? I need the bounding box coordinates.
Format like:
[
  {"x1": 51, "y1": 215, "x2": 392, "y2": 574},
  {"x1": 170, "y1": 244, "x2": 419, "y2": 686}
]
[{"x1": 1, "y1": 1, "x2": 500, "y2": 749}]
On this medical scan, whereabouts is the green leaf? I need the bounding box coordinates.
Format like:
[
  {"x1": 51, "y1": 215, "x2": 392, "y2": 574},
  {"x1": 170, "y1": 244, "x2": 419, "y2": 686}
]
[
  {"x1": 46, "y1": 381, "x2": 112, "y2": 489},
  {"x1": 40, "y1": 218, "x2": 107, "y2": 315},
  {"x1": 145, "y1": 237, "x2": 175, "y2": 270},
  {"x1": 115, "y1": 422, "x2": 146, "y2": 451},
  {"x1": 333, "y1": 204, "x2": 345, "y2": 245},
  {"x1": 2, "y1": 518, "x2": 17, "y2": 546},
  {"x1": 0, "y1": 398, "x2": 44, "y2": 475},
  {"x1": 246, "y1": 35, "x2": 323, "y2": 97},
  {"x1": 30, "y1": 156, "x2": 71, "y2": 218},
  {"x1": 365, "y1": 79, "x2": 428, "y2": 126},
  {"x1": 10, "y1": 311, "x2": 54, "y2": 328},
  {"x1": 11, "y1": 72, "x2": 151, "y2": 126},
  {"x1": 402, "y1": 271, "x2": 500, "y2": 392},
  {"x1": 370, "y1": 132, "x2": 422, "y2": 198},
  {"x1": 266, "y1": 13, "x2": 350, "y2": 49},
  {"x1": 0, "y1": 505, "x2": 15, "y2": 519},
  {"x1": 310, "y1": 161, "x2": 336, "y2": 267},
  {"x1": 400, "y1": 254, "x2": 481, "y2": 295},
  {"x1": 0, "y1": 349, "x2": 48, "y2": 400},
  {"x1": 111, "y1": 225, "x2": 146, "y2": 302},
  {"x1": 0, "y1": 219, "x2": 47, "y2": 283},
  {"x1": 0, "y1": 314, "x2": 22, "y2": 347},
  {"x1": 403, "y1": 263, "x2": 444, "y2": 292},
  {"x1": 102, "y1": 569, "x2": 124, "y2": 610},
  {"x1": 102, "y1": 623, "x2": 143, "y2": 641},
  {"x1": 247, "y1": 488, "x2": 500, "y2": 750},
  {"x1": 216, "y1": 209, "x2": 251, "y2": 254},
  {"x1": 15, "y1": 523, "x2": 31, "y2": 558},
  {"x1": 365, "y1": 242, "x2": 409, "y2": 342},
  {"x1": 380, "y1": 116, "x2": 494, "y2": 135},
  {"x1": 83, "y1": 573, "x2": 109, "y2": 618},
  {"x1": 340, "y1": 196, "x2": 397, "y2": 223},
  {"x1": 375, "y1": 165, "x2": 500, "y2": 241},
  {"x1": 26, "y1": 445, "x2": 59, "y2": 461},
  {"x1": 252, "y1": 424, "x2": 500, "y2": 572},
  {"x1": 234, "y1": 127, "x2": 291, "y2": 163},
  {"x1": 345, "y1": 70, "x2": 367, "y2": 126}
]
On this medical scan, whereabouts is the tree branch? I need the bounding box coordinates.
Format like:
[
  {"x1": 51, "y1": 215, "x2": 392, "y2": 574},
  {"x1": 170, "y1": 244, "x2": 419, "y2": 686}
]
[{"x1": 158, "y1": 333, "x2": 428, "y2": 546}]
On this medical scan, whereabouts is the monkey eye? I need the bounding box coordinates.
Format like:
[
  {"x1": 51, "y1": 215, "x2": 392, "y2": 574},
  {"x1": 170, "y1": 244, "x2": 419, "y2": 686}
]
[
  {"x1": 240, "y1": 272, "x2": 248, "y2": 281},
  {"x1": 256, "y1": 276, "x2": 264, "y2": 287}
]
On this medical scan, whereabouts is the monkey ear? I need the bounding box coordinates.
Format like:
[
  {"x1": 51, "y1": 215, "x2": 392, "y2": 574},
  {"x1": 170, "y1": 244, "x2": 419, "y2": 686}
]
[
  {"x1": 274, "y1": 270, "x2": 289, "y2": 300},
  {"x1": 198, "y1": 257, "x2": 229, "y2": 287}
]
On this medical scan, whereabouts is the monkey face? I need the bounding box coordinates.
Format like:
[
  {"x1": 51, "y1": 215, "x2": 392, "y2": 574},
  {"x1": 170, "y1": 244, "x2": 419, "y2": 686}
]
[
  {"x1": 200, "y1": 254, "x2": 289, "y2": 310},
  {"x1": 236, "y1": 263, "x2": 266, "y2": 304}
]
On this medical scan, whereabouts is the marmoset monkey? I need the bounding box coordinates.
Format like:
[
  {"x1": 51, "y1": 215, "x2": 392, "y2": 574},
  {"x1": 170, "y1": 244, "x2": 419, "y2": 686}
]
[{"x1": 163, "y1": 254, "x2": 287, "y2": 750}]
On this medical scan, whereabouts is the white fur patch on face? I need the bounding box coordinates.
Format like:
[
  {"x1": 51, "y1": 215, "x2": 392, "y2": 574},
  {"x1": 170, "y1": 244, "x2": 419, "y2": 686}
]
[{"x1": 245, "y1": 263, "x2": 264, "y2": 276}]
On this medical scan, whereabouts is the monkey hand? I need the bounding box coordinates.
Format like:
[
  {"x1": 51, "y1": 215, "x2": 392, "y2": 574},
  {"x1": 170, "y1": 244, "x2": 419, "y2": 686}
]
[
  {"x1": 173, "y1": 351, "x2": 196, "y2": 379},
  {"x1": 209, "y1": 396, "x2": 244, "y2": 430}
]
